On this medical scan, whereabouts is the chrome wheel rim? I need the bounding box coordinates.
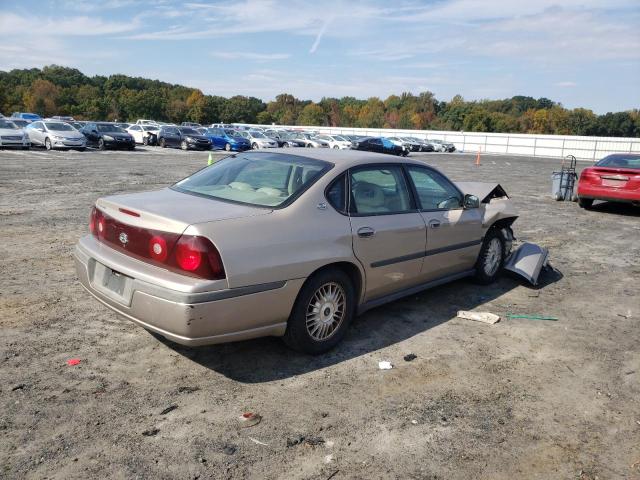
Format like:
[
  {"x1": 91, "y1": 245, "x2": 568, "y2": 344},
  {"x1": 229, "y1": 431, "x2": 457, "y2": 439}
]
[
  {"x1": 484, "y1": 238, "x2": 502, "y2": 276},
  {"x1": 306, "y1": 282, "x2": 346, "y2": 341}
]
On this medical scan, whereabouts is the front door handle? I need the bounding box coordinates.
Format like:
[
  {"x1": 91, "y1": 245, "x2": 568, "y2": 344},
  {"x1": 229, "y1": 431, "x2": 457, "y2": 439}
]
[
  {"x1": 428, "y1": 220, "x2": 441, "y2": 228},
  {"x1": 357, "y1": 227, "x2": 376, "y2": 238}
]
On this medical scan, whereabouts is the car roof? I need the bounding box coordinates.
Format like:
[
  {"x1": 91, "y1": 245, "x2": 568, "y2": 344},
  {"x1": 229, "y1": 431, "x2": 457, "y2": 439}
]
[{"x1": 245, "y1": 148, "x2": 430, "y2": 169}]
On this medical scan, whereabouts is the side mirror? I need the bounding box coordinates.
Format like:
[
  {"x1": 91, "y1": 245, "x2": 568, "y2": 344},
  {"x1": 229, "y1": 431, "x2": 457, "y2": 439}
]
[{"x1": 463, "y1": 194, "x2": 480, "y2": 209}]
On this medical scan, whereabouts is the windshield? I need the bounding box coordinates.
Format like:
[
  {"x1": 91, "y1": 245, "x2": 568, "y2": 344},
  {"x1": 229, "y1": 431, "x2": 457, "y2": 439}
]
[
  {"x1": 180, "y1": 128, "x2": 199, "y2": 135},
  {"x1": 163, "y1": 127, "x2": 179, "y2": 134},
  {"x1": 595, "y1": 154, "x2": 640, "y2": 169},
  {"x1": 249, "y1": 131, "x2": 267, "y2": 139},
  {"x1": 0, "y1": 120, "x2": 18, "y2": 129},
  {"x1": 11, "y1": 119, "x2": 29, "y2": 127},
  {"x1": 97, "y1": 124, "x2": 124, "y2": 133},
  {"x1": 173, "y1": 152, "x2": 331, "y2": 208},
  {"x1": 333, "y1": 136, "x2": 347, "y2": 142},
  {"x1": 46, "y1": 122, "x2": 74, "y2": 132},
  {"x1": 145, "y1": 126, "x2": 159, "y2": 132},
  {"x1": 224, "y1": 129, "x2": 240, "y2": 136}
]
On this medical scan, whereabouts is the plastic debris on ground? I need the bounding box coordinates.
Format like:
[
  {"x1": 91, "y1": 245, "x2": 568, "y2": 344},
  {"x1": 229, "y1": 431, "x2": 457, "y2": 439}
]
[
  {"x1": 457, "y1": 310, "x2": 500, "y2": 325},
  {"x1": 378, "y1": 361, "x2": 393, "y2": 370},
  {"x1": 238, "y1": 412, "x2": 262, "y2": 428},
  {"x1": 66, "y1": 358, "x2": 81, "y2": 366},
  {"x1": 404, "y1": 353, "x2": 417, "y2": 362},
  {"x1": 248, "y1": 437, "x2": 269, "y2": 446}
]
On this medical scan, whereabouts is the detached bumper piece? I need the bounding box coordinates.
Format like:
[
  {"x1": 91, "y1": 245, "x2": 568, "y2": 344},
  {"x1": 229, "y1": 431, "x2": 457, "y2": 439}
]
[{"x1": 504, "y1": 242, "x2": 549, "y2": 286}]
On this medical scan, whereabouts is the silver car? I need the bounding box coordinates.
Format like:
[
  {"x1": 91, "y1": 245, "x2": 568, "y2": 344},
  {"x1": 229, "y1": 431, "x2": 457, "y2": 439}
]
[
  {"x1": 75, "y1": 150, "x2": 518, "y2": 354},
  {"x1": 0, "y1": 118, "x2": 30, "y2": 149},
  {"x1": 239, "y1": 130, "x2": 278, "y2": 149},
  {"x1": 26, "y1": 121, "x2": 86, "y2": 150}
]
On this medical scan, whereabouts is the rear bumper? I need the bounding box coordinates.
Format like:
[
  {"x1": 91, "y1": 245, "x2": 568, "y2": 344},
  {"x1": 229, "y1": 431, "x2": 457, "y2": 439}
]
[
  {"x1": 74, "y1": 236, "x2": 303, "y2": 346},
  {"x1": 578, "y1": 184, "x2": 640, "y2": 203}
]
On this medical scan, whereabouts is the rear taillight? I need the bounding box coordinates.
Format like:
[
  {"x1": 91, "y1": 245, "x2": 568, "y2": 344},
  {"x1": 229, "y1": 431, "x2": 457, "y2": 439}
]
[{"x1": 88, "y1": 207, "x2": 225, "y2": 280}]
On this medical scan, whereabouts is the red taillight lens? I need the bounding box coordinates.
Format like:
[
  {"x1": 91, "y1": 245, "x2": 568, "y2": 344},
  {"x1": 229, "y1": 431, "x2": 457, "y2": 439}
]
[
  {"x1": 176, "y1": 237, "x2": 202, "y2": 271},
  {"x1": 90, "y1": 207, "x2": 225, "y2": 280}
]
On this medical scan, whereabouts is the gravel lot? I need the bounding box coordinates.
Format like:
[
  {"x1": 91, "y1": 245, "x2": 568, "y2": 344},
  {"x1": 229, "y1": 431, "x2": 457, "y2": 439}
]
[{"x1": 1, "y1": 146, "x2": 639, "y2": 480}]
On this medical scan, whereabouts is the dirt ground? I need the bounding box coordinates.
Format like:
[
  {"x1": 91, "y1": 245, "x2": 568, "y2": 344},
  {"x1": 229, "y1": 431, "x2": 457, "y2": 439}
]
[{"x1": 1, "y1": 146, "x2": 639, "y2": 480}]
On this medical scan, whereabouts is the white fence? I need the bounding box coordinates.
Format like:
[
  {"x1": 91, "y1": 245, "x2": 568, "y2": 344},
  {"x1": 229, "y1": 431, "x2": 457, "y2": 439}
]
[{"x1": 240, "y1": 124, "x2": 640, "y2": 162}]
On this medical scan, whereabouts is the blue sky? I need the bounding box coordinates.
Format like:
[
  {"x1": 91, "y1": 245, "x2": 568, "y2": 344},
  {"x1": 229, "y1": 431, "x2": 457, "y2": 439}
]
[{"x1": 1, "y1": 0, "x2": 639, "y2": 113}]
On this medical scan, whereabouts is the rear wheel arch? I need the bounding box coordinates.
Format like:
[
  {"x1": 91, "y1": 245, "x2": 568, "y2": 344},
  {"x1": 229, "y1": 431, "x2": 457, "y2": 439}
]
[{"x1": 300, "y1": 261, "x2": 364, "y2": 307}]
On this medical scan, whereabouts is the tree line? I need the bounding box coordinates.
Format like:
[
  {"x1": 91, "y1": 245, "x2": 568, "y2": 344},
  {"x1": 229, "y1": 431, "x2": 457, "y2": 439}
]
[{"x1": 1, "y1": 65, "x2": 638, "y2": 137}]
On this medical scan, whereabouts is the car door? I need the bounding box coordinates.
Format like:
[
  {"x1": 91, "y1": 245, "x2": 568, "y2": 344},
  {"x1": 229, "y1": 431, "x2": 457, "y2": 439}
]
[
  {"x1": 405, "y1": 165, "x2": 483, "y2": 281},
  {"x1": 28, "y1": 122, "x2": 43, "y2": 145},
  {"x1": 129, "y1": 125, "x2": 142, "y2": 143},
  {"x1": 348, "y1": 165, "x2": 427, "y2": 302}
]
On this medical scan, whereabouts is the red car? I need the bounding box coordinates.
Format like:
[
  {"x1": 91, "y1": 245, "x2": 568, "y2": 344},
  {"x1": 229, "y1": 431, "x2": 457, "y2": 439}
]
[{"x1": 577, "y1": 153, "x2": 640, "y2": 209}]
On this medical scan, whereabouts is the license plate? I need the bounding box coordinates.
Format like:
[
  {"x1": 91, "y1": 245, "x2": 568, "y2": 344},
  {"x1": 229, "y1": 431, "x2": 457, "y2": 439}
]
[
  {"x1": 602, "y1": 179, "x2": 626, "y2": 187},
  {"x1": 92, "y1": 261, "x2": 133, "y2": 305}
]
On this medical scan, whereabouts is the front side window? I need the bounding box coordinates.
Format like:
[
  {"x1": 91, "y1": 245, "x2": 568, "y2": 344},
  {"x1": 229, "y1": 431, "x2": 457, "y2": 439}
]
[
  {"x1": 0, "y1": 120, "x2": 18, "y2": 129},
  {"x1": 407, "y1": 166, "x2": 462, "y2": 210},
  {"x1": 173, "y1": 152, "x2": 331, "y2": 208},
  {"x1": 163, "y1": 127, "x2": 179, "y2": 135},
  {"x1": 350, "y1": 166, "x2": 412, "y2": 215}
]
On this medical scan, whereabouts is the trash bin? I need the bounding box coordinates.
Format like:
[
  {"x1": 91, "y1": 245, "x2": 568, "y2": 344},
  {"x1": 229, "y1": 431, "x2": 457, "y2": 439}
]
[{"x1": 551, "y1": 171, "x2": 577, "y2": 201}]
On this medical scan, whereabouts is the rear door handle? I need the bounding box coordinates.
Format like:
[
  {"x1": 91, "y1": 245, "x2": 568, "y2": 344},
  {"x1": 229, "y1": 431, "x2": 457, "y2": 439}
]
[
  {"x1": 428, "y1": 220, "x2": 441, "y2": 228},
  {"x1": 357, "y1": 227, "x2": 376, "y2": 238}
]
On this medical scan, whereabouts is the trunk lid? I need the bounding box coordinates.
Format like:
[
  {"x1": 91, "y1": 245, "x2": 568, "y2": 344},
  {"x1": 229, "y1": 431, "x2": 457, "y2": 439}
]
[
  {"x1": 585, "y1": 167, "x2": 640, "y2": 189},
  {"x1": 96, "y1": 187, "x2": 271, "y2": 234}
]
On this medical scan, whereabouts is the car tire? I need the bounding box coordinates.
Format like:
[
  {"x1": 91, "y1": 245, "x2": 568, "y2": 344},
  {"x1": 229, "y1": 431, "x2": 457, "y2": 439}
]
[
  {"x1": 224, "y1": 143, "x2": 231, "y2": 151},
  {"x1": 578, "y1": 197, "x2": 593, "y2": 209},
  {"x1": 474, "y1": 228, "x2": 505, "y2": 285},
  {"x1": 251, "y1": 142, "x2": 258, "y2": 150},
  {"x1": 160, "y1": 138, "x2": 166, "y2": 148},
  {"x1": 333, "y1": 145, "x2": 339, "y2": 149},
  {"x1": 181, "y1": 140, "x2": 188, "y2": 150},
  {"x1": 306, "y1": 143, "x2": 313, "y2": 148},
  {"x1": 98, "y1": 139, "x2": 105, "y2": 150},
  {"x1": 284, "y1": 268, "x2": 355, "y2": 355},
  {"x1": 283, "y1": 142, "x2": 289, "y2": 148},
  {"x1": 143, "y1": 136, "x2": 149, "y2": 146},
  {"x1": 45, "y1": 138, "x2": 52, "y2": 150}
]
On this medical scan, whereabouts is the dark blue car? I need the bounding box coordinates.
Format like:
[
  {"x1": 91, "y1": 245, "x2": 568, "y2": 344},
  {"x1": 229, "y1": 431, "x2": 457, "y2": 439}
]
[{"x1": 204, "y1": 128, "x2": 251, "y2": 152}]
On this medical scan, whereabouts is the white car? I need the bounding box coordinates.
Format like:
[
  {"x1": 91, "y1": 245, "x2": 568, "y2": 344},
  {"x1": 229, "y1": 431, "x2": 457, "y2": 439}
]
[
  {"x1": 135, "y1": 119, "x2": 158, "y2": 127},
  {"x1": 294, "y1": 132, "x2": 330, "y2": 148},
  {"x1": 26, "y1": 121, "x2": 86, "y2": 150},
  {"x1": 127, "y1": 124, "x2": 160, "y2": 145},
  {"x1": 0, "y1": 118, "x2": 30, "y2": 149},
  {"x1": 315, "y1": 134, "x2": 352, "y2": 150},
  {"x1": 239, "y1": 130, "x2": 278, "y2": 149}
]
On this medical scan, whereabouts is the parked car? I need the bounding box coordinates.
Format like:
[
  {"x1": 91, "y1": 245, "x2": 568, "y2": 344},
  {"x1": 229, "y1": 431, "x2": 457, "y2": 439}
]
[
  {"x1": 203, "y1": 128, "x2": 251, "y2": 151},
  {"x1": 238, "y1": 130, "x2": 278, "y2": 149},
  {"x1": 158, "y1": 126, "x2": 211, "y2": 150},
  {"x1": 577, "y1": 153, "x2": 640, "y2": 208},
  {"x1": 275, "y1": 131, "x2": 307, "y2": 148},
  {"x1": 315, "y1": 134, "x2": 352, "y2": 150},
  {"x1": 294, "y1": 132, "x2": 329, "y2": 148},
  {"x1": 81, "y1": 122, "x2": 135, "y2": 150},
  {"x1": 406, "y1": 137, "x2": 435, "y2": 152},
  {"x1": 74, "y1": 149, "x2": 518, "y2": 353},
  {"x1": 26, "y1": 121, "x2": 86, "y2": 150},
  {"x1": 12, "y1": 112, "x2": 41, "y2": 122},
  {"x1": 69, "y1": 121, "x2": 85, "y2": 131},
  {"x1": 353, "y1": 137, "x2": 407, "y2": 156},
  {"x1": 114, "y1": 122, "x2": 131, "y2": 130},
  {"x1": 136, "y1": 119, "x2": 158, "y2": 126},
  {"x1": 388, "y1": 136, "x2": 421, "y2": 152},
  {"x1": 181, "y1": 122, "x2": 202, "y2": 128},
  {"x1": 50, "y1": 115, "x2": 75, "y2": 122},
  {"x1": 430, "y1": 139, "x2": 456, "y2": 152},
  {"x1": 0, "y1": 118, "x2": 30, "y2": 149},
  {"x1": 127, "y1": 124, "x2": 159, "y2": 145}
]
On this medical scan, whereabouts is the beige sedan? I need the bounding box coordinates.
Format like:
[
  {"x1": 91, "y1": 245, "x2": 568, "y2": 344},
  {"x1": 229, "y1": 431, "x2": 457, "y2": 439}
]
[{"x1": 75, "y1": 150, "x2": 518, "y2": 354}]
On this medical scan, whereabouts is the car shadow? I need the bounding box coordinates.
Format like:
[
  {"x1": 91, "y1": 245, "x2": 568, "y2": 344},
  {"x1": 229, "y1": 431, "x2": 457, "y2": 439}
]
[
  {"x1": 155, "y1": 268, "x2": 562, "y2": 384},
  {"x1": 589, "y1": 201, "x2": 640, "y2": 217}
]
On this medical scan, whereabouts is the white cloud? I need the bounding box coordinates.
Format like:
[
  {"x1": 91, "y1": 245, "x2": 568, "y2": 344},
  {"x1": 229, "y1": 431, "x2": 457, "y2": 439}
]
[
  {"x1": 0, "y1": 12, "x2": 140, "y2": 36},
  {"x1": 556, "y1": 81, "x2": 577, "y2": 88}
]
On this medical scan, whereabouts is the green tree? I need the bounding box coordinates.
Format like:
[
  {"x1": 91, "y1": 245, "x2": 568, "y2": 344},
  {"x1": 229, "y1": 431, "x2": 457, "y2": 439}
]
[{"x1": 297, "y1": 103, "x2": 326, "y2": 126}]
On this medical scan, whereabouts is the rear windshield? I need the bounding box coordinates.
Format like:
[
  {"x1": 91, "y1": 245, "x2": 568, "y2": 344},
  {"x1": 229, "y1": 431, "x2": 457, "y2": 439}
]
[
  {"x1": 97, "y1": 124, "x2": 124, "y2": 133},
  {"x1": 595, "y1": 154, "x2": 640, "y2": 169},
  {"x1": 172, "y1": 152, "x2": 332, "y2": 208},
  {"x1": 46, "y1": 122, "x2": 74, "y2": 131}
]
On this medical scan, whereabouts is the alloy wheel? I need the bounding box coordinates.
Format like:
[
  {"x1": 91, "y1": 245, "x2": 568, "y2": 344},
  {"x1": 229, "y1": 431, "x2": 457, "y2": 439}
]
[
  {"x1": 484, "y1": 237, "x2": 502, "y2": 276},
  {"x1": 305, "y1": 282, "x2": 346, "y2": 341}
]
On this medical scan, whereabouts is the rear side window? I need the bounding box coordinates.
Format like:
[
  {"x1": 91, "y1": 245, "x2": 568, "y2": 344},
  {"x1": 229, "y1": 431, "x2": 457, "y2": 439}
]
[{"x1": 350, "y1": 166, "x2": 412, "y2": 215}]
